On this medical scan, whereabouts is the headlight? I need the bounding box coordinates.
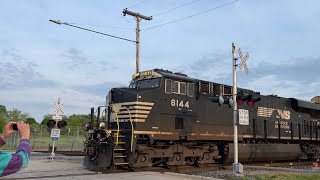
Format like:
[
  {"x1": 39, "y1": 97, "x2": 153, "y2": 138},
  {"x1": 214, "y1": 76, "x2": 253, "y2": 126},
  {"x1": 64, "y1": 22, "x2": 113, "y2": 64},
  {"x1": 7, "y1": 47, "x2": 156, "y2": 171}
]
[
  {"x1": 85, "y1": 122, "x2": 92, "y2": 130},
  {"x1": 99, "y1": 122, "x2": 106, "y2": 129}
]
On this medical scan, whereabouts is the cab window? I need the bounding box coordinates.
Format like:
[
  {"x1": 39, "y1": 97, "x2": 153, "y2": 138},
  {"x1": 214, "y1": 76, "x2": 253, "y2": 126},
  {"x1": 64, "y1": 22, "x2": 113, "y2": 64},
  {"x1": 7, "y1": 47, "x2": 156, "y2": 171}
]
[
  {"x1": 136, "y1": 78, "x2": 161, "y2": 88},
  {"x1": 165, "y1": 78, "x2": 193, "y2": 97}
]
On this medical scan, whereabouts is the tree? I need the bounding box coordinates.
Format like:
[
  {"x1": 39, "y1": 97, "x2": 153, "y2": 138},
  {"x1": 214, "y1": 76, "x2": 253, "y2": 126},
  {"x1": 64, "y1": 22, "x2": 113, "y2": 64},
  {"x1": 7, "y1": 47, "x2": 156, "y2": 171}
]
[
  {"x1": 67, "y1": 114, "x2": 91, "y2": 127},
  {"x1": 40, "y1": 114, "x2": 54, "y2": 125},
  {"x1": 0, "y1": 105, "x2": 7, "y2": 132},
  {"x1": 26, "y1": 118, "x2": 37, "y2": 125},
  {"x1": 0, "y1": 119, "x2": 5, "y2": 133},
  {"x1": 0, "y1": 105, "x2": 7, "y2": 118},
  {"x1": 6, "y1": 108, "x2": 29, "y2": 121}
]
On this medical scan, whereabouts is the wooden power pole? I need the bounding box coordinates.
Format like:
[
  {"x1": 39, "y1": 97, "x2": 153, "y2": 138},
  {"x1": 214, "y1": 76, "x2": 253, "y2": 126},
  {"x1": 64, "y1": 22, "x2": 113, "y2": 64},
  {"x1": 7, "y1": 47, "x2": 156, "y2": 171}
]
[{"x1": 123, "y1": 9, "x2": 152, "y2": 74}]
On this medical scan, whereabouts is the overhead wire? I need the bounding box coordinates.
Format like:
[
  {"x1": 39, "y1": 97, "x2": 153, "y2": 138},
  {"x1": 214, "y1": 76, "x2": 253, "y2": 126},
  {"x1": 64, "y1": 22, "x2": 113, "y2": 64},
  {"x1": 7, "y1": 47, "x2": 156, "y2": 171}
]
[
  {"x1": 123, "y1": 15, "x2": 133, "y2": 23},
  {"x1": 143, "y1": 0, "x2": 240, "y2": 31},
  {"x1": 67, "y1": 22, "x2": 135, "y2": 30},
  {"x1": 56, "y1": 21, "x2": 136, "y2": 43},
  {"x1": 151, "y1": 0, "x2": 201, "y2": 17},
  {"x1": 126, "y1": 0, "x2": 151, "y2": 9}
]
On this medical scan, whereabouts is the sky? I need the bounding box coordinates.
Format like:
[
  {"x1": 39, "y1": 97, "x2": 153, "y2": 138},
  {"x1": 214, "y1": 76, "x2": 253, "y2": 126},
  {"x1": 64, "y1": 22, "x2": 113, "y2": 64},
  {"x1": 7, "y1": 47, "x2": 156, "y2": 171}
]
[{"x1": 0, "y1": 0, "x2": 319, "y2": 122}]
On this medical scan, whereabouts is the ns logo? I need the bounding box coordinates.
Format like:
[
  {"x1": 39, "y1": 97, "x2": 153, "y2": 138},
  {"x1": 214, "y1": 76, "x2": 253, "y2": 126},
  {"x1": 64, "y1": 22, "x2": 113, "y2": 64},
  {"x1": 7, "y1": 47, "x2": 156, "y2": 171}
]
[
  {"x1": 276, "y1": 110, "x2": 290, "y2": 120},
  {"x1": 257, "y1": 107, "x2": 291, "y2": 120}
]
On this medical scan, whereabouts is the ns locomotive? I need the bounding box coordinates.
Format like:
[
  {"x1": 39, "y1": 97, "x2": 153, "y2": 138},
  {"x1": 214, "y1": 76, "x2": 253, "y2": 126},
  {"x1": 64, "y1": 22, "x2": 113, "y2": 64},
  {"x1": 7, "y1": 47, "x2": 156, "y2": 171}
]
[{"x1": 83, "y1": 69, "x2": 320, "y2": 170}]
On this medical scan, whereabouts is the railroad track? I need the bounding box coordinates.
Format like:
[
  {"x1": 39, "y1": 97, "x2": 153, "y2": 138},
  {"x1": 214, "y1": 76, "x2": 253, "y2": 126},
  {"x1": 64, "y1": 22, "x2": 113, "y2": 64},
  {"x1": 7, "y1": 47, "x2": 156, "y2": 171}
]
[{"x1": 33, "y1": 150, "x2": 84, "y2": 156}]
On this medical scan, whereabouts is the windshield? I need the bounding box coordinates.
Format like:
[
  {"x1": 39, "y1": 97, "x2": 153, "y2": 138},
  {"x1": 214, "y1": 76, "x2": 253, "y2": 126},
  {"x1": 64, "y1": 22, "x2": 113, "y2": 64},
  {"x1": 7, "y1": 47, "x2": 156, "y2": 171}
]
[{"x1": 135, "y1": 78, "x2": 161, "y2": 88}]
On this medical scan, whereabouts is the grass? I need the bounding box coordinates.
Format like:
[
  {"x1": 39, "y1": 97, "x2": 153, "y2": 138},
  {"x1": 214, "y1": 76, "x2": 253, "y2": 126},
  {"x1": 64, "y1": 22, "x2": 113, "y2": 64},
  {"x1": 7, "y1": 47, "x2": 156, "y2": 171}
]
[
  {"x1": 2, "y1": 134, "x2": 86, "y2": 151},
  {"x1": 0, "y1": 147, "x2": 15, "y2": 150},
  {"x1": 29, "y1": 135, "x2": 86, "y2": 150},
  {"x1": 250, "y1": 173, "x2": 320, "y2": 180}
]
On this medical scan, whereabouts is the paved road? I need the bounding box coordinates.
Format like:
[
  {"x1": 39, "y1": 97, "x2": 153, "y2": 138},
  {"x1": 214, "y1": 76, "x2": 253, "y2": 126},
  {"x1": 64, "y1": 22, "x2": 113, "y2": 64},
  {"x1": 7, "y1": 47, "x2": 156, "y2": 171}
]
[{"x1": 1, "y1": 153, "x2": 222, "y2": 180}]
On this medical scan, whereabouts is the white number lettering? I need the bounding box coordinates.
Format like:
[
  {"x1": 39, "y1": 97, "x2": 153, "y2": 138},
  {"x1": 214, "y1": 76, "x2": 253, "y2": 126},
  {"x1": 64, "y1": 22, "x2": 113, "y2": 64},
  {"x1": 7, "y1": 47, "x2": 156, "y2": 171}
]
[
  {"x1": 185, "y1": 101, "x2": 189, "y2": 108},
  {"x1": 171, "y1": 99, "x2": 190, "y2": 109},
  {"x1": 171, "y1": 99, "x2": 175, "y2": 106},
  {"x1": 179, "y1": 101, "x2": 184, "y2": 107}
]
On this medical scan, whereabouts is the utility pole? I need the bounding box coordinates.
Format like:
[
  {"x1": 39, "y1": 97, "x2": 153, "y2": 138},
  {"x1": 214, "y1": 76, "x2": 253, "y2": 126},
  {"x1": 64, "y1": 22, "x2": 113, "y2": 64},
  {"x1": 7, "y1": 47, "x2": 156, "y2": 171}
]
[
  {"x1": 123, "y1": 9, "x2": 152, "y2": 74},
  {"x1": 232, "y1": 42, "x2": 249, "y2": 175}
]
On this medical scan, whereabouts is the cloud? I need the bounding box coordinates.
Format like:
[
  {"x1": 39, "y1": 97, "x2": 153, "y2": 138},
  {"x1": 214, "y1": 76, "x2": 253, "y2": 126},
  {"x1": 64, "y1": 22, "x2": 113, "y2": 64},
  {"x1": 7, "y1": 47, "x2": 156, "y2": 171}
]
[
  {"x1": 178, "y1": 53, "x2": 320, "y2": 101},
  {"x1": 0, "y1": 48, "x2": 127, "y2": 122},
  {"x1": 0, "y1": 87, "x2": 103, "y2": 121},
  {"x1": 0, "y1": 49, "x2": 57, "y2": 89},
  {"x1": 244, "y1": 57, "x2": 319, "y2": 83},
  {"x1": 62, "y1": 48, "x2": 91, "y2": 69},
  {"x1": 28, "y1": 0, "x2": 49, "y2": 9},
  {"x1": 73, "y1": 81, "x2": 124, "y2": 97},
  {"x1": 2, "y1": 49, "x2": 24, "y2": 61},
  {"x1": 61, "y1": 48, "x2": 120, "y2": 74},
  {"x1": 174, "y1": 52, "x2": 230, "y2": 83},
  {"x1": 236, "y1": 57, "x2": 320, "y2": 100},
  {"x1": 96, "y1": 60, "x2": 119, "y2": 71}
]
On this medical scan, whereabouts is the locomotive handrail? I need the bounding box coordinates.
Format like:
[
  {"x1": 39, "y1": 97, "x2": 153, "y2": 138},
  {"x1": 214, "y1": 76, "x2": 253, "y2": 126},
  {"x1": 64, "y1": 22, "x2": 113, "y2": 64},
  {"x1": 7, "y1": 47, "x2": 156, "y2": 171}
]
[
  {"x1": 126, "y1": 107, "x2": 134, "y2": 152},
  {"x1": 114, "y1": 111, "x2": 120, "y2": 146}
]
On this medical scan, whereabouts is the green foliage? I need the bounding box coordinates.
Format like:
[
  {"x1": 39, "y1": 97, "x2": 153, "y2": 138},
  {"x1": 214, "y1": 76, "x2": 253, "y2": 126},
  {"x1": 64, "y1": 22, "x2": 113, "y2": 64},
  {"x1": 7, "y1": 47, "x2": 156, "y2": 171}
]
[
  {"x1": 67, "y1": 114, "x2": 91, "y2": 127},
  {"x1": 0, "y1": 105, "x2": 7, "y2": 117},
  {"x1": 1, "y1": 104, "x2": 96, "y2": 131},
  {"x1": 40, "y1": 114, "x2": 52, "y2": 125},
  {"x1": 0, "y1": 105, "x2": 36, "y2": 132},
  {"x1": 257, "y1": 173, "x2": 320, "y2": 180},
  {"x1": 0, "y1": 118, "x2": 5, "y2": 133},
  {"x1": 0, "y1": 105, "x2": 6, "y2": 132},
  {"x1": 26, "y1": 117, "x2": 37, "y2": 124},
  {"x1": 6, "y1": 108, "x2": 30, "y2": 121}
]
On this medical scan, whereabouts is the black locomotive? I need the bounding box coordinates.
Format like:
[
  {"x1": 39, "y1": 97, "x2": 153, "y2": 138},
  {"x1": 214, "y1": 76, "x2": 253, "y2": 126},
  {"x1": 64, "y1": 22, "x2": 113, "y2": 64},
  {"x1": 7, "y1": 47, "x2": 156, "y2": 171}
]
[{"x1": 83, "y1": 69, "x2": 320, "y2": 170}]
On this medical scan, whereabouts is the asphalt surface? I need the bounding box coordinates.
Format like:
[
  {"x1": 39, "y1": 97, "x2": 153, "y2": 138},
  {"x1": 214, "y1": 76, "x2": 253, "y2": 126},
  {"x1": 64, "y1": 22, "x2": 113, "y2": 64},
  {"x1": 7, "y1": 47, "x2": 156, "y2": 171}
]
[{"x1": 1, "y1": 152, "x2": 222, "y2": 180}]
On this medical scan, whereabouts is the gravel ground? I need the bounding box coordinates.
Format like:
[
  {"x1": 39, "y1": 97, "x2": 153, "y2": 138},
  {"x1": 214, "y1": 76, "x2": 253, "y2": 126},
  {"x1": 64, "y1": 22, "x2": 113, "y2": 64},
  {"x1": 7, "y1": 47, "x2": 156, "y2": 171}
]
[{"x1": 188, "y1": 165, "x2": 320, "y2": 180}]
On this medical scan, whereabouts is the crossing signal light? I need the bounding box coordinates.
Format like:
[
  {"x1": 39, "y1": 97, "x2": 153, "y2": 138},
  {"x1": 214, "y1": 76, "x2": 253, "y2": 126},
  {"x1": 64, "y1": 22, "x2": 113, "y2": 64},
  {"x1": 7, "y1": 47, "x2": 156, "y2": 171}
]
[
  {"x1": 47, "y1": 120, "x2": 56, "y2": 129},
  {"x1": 57, "y1": 120, "x2": 67, "y2": 129},
  {"x1": 210, "y1": 95, "x2": 233, "y2": 108},
  {"x1": 46, "y1": 120, "x2": 67, "y2": 129},
  {"x1": 247, "y1": 96, "x2": 261, "y2": 106},
  {"x1": 236, "y1": 91, "x2": 261, "y2": 105}
]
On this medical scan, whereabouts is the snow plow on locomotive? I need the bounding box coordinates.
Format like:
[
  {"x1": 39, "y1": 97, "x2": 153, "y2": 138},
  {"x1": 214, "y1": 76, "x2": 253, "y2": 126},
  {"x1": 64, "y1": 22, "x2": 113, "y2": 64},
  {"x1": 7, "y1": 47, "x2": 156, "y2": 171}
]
[{"x1": 83, "y1": 69, "x2": 320, "y2": 171}]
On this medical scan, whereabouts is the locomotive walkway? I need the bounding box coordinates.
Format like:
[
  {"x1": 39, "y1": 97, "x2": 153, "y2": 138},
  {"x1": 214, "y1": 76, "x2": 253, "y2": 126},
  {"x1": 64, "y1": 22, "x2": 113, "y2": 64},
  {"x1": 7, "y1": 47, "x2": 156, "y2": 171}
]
[{"x1": 1, "y1": 152, "x2": 222, "y2": 180}]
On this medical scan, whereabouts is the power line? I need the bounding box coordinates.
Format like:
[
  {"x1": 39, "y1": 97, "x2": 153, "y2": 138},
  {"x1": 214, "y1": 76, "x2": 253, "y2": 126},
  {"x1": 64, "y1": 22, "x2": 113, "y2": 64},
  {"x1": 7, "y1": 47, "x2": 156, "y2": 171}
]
[
  {"x1": 126, "y1": 0, "x2": 151, "y2": 9},
  {"x1": 151, "y1": 0, "x2": 201, "y2": 17},
  {"x1": 143, "y1": 0, "x2": 240, "y2": 31},
  {"x1": 68, "y1": 22, "x2": 135, "y2": 30},
  {"x1": 49, "y1": 20, "x2": 136, "y2": 43}
]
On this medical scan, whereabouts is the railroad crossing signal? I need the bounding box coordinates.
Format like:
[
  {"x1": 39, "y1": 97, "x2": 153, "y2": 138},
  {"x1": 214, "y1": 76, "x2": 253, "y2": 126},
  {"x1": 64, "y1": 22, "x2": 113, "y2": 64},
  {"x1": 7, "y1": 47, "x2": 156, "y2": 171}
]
[
  {"x1": 53, "y1": 98, "x2": 64, "y2": 119},
  {"x1": 47, "y1": 120, "x2": 57, "y2": 129},
  {"x1": 236, "y1": 91, "x2": 261, "y2": 105},
  {"x1": 48, "y1": 98, "x2": 66, "y2": 159},
  {"x1": 237, "y1": 48, "x2": 249, "y2": 74},
  {"x1": 47, "y1": 98, "x2": 67, "y2": 129},
  {"x1": 47, "y1": 119, "x2": 67, "y2": 129},
  {"x1": 57, "y1": 120, "x2": 67, "y2": 129},
  {"x1": 210, "y1": 95, "x2": 234, "y2": 108}
]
